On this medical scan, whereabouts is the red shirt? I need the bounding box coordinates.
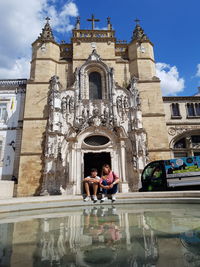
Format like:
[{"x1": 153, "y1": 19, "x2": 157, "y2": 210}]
[{"x1": 99, "y1": 171, "x2": 119, "y2": 185}]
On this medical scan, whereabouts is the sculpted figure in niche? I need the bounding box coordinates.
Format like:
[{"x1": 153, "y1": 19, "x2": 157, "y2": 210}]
[
  {"x1": 69, "y1": 96, "x2": 74, "y2": 112},
  {"x1": 129, "y1": 76, "x2": 141, "y2": 110},
  {"x1": 116, "y1": 96, "x2": 122, "y2": 110},
  {"x1": 82, "y1": 106, "x2": 89, "y2": 119},
  {"x1": 50, "y1": 75, "x2": 60, "y2": 91},
  {"x1": 104, "y1": 105, "x2": 109, "y2": 118},
  {"x1": 61, "y1": 97, "x2": 67, "y2": 114},
  {"x1": 93, "y1": 105, "x2": 100, "y2": 117},
  {"x1": 123, "y1": 96, "x2": 129, "y2": 109},
  {"x1": 73, "y1": 68, "x2": 79, "y2": 89}
]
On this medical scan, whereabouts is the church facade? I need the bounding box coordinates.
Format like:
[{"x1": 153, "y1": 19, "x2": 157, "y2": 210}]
[{"x1": 16, "y1": 16, "x2": 199, "y2": 196}]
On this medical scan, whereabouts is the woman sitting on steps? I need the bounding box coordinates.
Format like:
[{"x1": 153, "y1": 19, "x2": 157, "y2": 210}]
[{"x1": 99, "y1": 164, "x2": 120, "y2": 203}]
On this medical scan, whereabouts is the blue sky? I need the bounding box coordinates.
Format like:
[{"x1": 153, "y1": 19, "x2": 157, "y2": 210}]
[{"x1": 0, "y1": 0, "x2": 199, "y2": 96}]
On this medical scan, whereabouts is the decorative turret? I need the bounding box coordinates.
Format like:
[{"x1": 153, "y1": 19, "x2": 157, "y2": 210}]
[
  {"x1": 37, "y1": 17, "x2": 55, "y2": 42},
  {"x1": 30, "y1": 17, "x2": 60, "y2": 81},
  {"x1": 132, "y1": 19, "x2": 149, "y2": 42},
  {"x1": 128, "y1": 19, "x2": 156, "y2": 80}
]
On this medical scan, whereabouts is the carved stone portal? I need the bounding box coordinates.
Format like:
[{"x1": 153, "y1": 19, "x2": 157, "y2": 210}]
[{"x1": 41, "y1": 52, "x2": 148, "y2": 195}]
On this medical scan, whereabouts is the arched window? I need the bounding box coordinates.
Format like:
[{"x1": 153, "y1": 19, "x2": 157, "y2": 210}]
[
  {"x1": 171, "y1": 103, "x2": 181, "y2": 117},
  {"x1": 195, "y1": 103, "x2": 200, "y2": 116},
  {"x1": 187, "y1": 103, "x2": 195, "y2": 117},
  {"x1": 174, "y1": 138, "x2": 186, "y2": 149},
  {"x1": 89, "y1": 72, "x2": 102, "y2": 100},
  {"x1": 173, "y1": 134, "x2": 200, "y2": 158}
]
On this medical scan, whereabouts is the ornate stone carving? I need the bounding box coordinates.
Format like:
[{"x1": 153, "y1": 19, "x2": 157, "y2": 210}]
[
  {"x1": 37, "y1": 17, "x2": 55, "y2": 43},
  {"x1": 88, "y1": 49, "x2": 101, "y2": 61},
  {"x1": 168, "y1": 126, "x2": 200, "y2": 136},
  {"x1": 41, "y1": 52, "x2": 148, "y2": 195},
  {"x1": 129, "y1": 76, "x2": 141, "y2": 110},
  {"x1": 69, "y1": 97, "x2": 75, "y2": 112},
  {"x1": 49, "y1": 75, "x2": 61, "y2": 91},
  {"x1": 168, "y1": 127, "x2": 177, "y2": 136},
  {"x1": 132, "y1": 24, "x2": 149, "y2": 42}
]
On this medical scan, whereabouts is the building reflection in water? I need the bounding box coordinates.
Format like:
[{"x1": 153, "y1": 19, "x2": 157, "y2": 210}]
[{"x1": 0, "y1": 205, "x2": 200, "y2": 266}]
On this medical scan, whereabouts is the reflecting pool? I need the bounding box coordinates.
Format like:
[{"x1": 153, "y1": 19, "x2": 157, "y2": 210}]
[{"x1": 1, "y1": 204, "x2": 200, "y2": 266}]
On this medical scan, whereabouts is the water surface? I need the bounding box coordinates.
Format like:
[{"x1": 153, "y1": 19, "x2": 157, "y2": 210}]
[{"x1": 0, "y1": 203, "x2": 200, "y2": 267}]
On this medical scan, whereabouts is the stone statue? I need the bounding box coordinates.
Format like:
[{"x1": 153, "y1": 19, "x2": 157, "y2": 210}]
[
  {"x1": 73, "y1": 68, "x2": 79, "y2": 89},
  {"x1": 124, "y1": 96, "x2": 129, "y2": 109},
  {"x1": 129, "y1": 76, "x2": 141, "y2": 110},
  {"x1": 69, "y1": 96, "x2": 75, "y2": 112},
  {"x1": 49, "y1": 75, "x2": 60, "y2": 91}
]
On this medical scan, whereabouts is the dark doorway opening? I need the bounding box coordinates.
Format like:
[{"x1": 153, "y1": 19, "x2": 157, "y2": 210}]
[{"x1": 84, "y1": 152, "x2": 111, "y2": 178}]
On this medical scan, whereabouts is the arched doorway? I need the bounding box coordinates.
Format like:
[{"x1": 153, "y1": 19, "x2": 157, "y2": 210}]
[{"x1": 84, "y1": 152, "x2": 111, "y2": 177}]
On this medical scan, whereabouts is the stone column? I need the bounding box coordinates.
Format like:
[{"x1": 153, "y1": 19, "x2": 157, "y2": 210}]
[
  {"x1": 120, "y1": 140, "x2": 129, "y2": 192},
  {"x1": 120, "y1": 140, "x2": 126, "y2": 182},
  {"x1": 67, "y1": 141, "x2": 76, "y2": 194},
  {"x1": 75, "y1": 147, "x2": 82, "y2": 194}
]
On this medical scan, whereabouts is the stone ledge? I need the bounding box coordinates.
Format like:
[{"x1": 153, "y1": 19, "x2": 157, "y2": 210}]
[
  {"x1": 0, "y1": 191, "x2": 200, "y2": 214},
  {"x1": 0, "y1": 181, "x2": 14, "y2": 198}
]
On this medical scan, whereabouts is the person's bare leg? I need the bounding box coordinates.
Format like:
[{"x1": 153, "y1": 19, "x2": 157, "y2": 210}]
[
  {"x1": 84, "y1": 182, "x2": 91, "y2": 196},
  {"x1": 93, "y1": 183, "x2": 98, "y2": 196}
]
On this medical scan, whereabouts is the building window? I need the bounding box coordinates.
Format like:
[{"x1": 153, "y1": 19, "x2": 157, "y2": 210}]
[
  {"x1": 195, "y1": 103, "x2": 200, "y2": 116},
  {"x1": 171, "y1": 103, "x2": 181, "y2": 118},
  {"x1": 84, "y1": 135, "x2": 110, "y2": 146},
  {"x1": 187, "y1": 103, "x2": 195, "y2": 117},
  {"x1": 174, "y1": 138, "x2": 186, "y2": 149},
  {"x1": 173, "y1": 134, "x2": 200, "y2": 158},
  {"x1": 89, "y1": 72, "x2": 102, "y2": 100},
  {"x1": 191, "y1": 135, "x2": 200, "y2": 148},
  {"x1": 186, "y1": 103, "x2": 200, "y2": 117},
  {"x1": 0, "y1": 103, "x2": 7, "y2": 122}
]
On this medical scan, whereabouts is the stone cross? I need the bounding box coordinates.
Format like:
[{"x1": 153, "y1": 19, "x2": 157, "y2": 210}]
[
  {"x1": 87, "y1": 14, "x2": 100, "y2": 30},
  {"x1": 134, "y1": 18, "x2": 140, "y2": 25},
  {"x1": 45, "y1": 17, "x2": 50, "y2": 23}
]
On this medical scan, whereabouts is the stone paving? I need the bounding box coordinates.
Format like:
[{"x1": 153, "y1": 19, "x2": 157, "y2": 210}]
[{"x1": 0, "y1": 191, "x2": 200, "y2": 214}]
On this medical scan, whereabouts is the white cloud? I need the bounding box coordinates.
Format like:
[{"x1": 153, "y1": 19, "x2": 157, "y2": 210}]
[
  {"x1": 0, "y1": 58, "x2": 30, "y2": 79},
  {"x1": 156, "y1": 63, "x2": 185, "y2": 96},
  {"x1": 0, "y1": 0, "x2": 78, "y2": 79},
  {"x1": 196, "y1": 64, "x2": 200, "y2": 77},
  {"x1": 47, "y1": 1, "x2": 78, "y2": 33}
]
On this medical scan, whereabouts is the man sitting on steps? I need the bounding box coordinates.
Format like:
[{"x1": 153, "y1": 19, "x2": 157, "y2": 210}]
[{"x1": 83, "y1": 168, "x2": 100, "y2": 203}]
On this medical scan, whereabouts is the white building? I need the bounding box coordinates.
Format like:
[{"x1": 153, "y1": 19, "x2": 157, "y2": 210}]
[{"x1": 0, "y1": 79, "x2": 26, "y2": 182}]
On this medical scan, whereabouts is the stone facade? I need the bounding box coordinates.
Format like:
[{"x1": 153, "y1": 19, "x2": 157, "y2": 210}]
[
  {"x1": 18, "y1": 17, "x2": 199, "y2": 196},
  {"x1": 163, "y1": 95, "x2": 200, "y2": 158}
]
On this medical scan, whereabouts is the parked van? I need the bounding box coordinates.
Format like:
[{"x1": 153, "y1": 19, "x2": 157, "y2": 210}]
[{"x1": 141, "y1": 156, "x2": 200, "y2": 191}]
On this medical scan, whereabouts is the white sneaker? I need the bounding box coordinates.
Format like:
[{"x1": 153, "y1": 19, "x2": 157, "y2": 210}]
[
  {"x1": 111, "y1": 195, "x2": 116, "y2": 203},
  {"x1": 100, "y1": 194, "x2": 107, "y2": 203},
  {"x1": 84, "y1": 196, "x2": 90, "y2": 202},
  {"x1": 93, "y1": 195, "x2": 98, "y2": 203}
]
